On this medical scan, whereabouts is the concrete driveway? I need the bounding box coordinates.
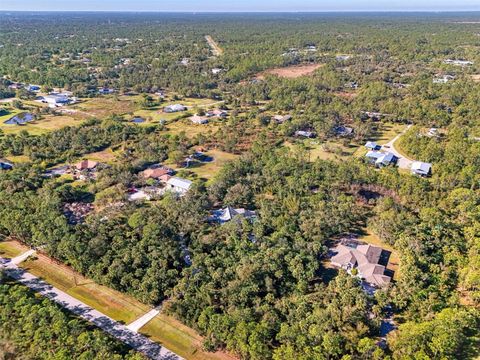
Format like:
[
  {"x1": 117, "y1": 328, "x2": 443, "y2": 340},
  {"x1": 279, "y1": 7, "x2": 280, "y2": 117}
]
[{"x1": 381, "y1": 124, "x2": 414, "y2": 170}]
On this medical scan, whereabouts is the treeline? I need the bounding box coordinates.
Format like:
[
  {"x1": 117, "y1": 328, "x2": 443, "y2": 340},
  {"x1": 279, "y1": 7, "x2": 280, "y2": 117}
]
[{"x1": 0, "y1": 280, "x2": 143, "y2": 359}]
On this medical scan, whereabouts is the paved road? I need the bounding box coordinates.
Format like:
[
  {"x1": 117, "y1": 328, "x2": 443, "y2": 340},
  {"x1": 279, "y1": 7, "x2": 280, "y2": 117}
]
[
  {"x1": 127, "y1": 306, "x2": 161, "y2": 333},
  {"x1": 1, "y1": 254, "x2": 182, "y2": 360},
  {"x1": 382, "y1": 124, "x2": 414, "y2": 169}
]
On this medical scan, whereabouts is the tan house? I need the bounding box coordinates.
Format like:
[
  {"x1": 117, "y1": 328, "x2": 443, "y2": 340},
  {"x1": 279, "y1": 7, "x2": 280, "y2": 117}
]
[{"x1": 74, "y1": 160, "x2": 99, "y2": 171}]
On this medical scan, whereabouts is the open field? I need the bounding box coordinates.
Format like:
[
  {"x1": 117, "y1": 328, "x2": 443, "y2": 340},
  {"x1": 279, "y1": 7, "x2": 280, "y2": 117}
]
[
  {"x1": 0, "y1": 241, "x2": 29, "y2": 258},
  {"x1": 82, "y1": 148, "x2": 118, "y2": 163},
  {"x1": 285, "y1": 139, "x2": 360, "y2": 161},
  {"x1": 165, "y1": 118, "x2": 222, "y2": 138},
  {"x1": 256, "y1": 63, "x2": 324, "y2": 79},
  {"x1": 171, "y1": 149, "x2": 238, "y2": 181},
  {"x1": 141, "y1": 312, "x2": 236, "y2": 360}
]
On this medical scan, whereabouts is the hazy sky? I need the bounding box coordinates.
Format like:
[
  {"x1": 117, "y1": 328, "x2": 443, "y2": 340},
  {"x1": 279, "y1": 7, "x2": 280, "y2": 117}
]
[{"x1": 1, "y1": 0, "x2": 480, "y2": 12}]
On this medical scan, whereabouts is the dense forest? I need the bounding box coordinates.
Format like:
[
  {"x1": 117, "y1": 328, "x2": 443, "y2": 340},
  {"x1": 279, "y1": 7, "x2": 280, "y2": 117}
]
[
  {"x1": 0, "y1": 279, "x2": 143, "y2": 359},
  {"x1": 0, "y1": 12, "x2": 479, "y2": 360}
]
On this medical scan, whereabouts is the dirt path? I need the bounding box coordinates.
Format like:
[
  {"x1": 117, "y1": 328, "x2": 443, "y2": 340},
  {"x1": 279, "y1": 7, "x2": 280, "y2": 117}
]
[{"x1": 205, "y1": 35, "x2": 223, "y2": 56}]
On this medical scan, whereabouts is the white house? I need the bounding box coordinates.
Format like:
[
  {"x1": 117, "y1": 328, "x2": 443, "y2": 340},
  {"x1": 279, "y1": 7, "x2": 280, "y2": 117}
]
[
  {"x1": 365, "y1": 151, "x2": 397, "y2": 167},
  {"x1": 209, "y1": 206, "x2": 257, "y2": 224},
  {"x1": 190, "y1": 115, "x2": 209, "y2": 124},
  {"x1": 166, "y1": 177, "x2": 192, "y2": 195},
  {"x1": 42, "y1": 93, "x2": 72, "y2": 108},
  {"x1": 365, "y1": 141, "x2": 381, "y2": 150},
  {"x1": 411, "y1": 161, "x2": 432, "y2": 177},
  {"x1": 295, "y1": 130, "x2": 316, "y2": 138},
  {"x1": 444, "y1": 59, "x2": 473, "y2": 66},
  {"x1": 211, "y1": 68, "x2": 223, "y2": 75},
  {"x1": 164, "y1": 104, "x2": 187, "y2": 113}
]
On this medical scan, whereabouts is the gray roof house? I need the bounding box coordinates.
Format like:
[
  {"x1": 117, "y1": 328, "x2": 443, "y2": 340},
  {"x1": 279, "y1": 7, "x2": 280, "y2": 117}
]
[
  {"x1": 166, "y1": 177, "x2": 192, "y2": 195},
  {"x1": 411, "y1": 161, "x2": 432, "y2": 177},
  {"x1": 365, "y1": 141, "x2": 381, "y2": 150},
  {"x1": 209, "y1": 206, "x2": 257, "y2": 224},
  {"x1": 365, "y1": 151, "x2": 397, "y2": 167},
  {"x1": 331, "y1": 244, "x2": 391, "y2": 287}
]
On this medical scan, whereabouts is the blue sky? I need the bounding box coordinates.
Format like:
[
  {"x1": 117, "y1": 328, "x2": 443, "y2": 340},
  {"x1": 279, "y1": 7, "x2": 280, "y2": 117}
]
[{"x1": 2, "y1": 0, "x2": 480, "y2": 12}]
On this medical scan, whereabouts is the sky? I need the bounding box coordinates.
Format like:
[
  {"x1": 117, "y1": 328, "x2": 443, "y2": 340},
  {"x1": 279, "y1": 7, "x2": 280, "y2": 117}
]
[{"x1": 1, "y1": 0, "x2": 480, "y2": 12}]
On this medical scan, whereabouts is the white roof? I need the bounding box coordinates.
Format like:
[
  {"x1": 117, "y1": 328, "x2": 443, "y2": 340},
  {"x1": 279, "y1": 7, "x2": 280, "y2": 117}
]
[
  {"x1": 167, "y1": 177, "x2": 192, "y2": 190},
  {"x1": 365, "y1": 141, "x2": 378, "y2": 148},
  {"x1": 411, "y1": 161, "x2": 432, "y2": 175}
]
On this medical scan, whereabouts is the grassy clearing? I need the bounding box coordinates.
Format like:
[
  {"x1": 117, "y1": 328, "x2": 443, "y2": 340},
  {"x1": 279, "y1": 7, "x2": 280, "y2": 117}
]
[
  {"x1": 0, "y1": 241, "x2": 29, "y2": 258},
  {"x1": 357, "y1": 228, "x2": 400, "y2": 280},
  {"x1": 170, "y1": 149, "x2": 238, "y2": 181},
  {"x1": 20, "y1": 252, "x2": 149, "y2": 324},
  {"x1": 165, "y1": 119, "x2": 222, "y2": 138},
  {"x1": 83, "y1": 148, "x2": 118, "y2": 164},
  {"x1": 141, "y1": 313, "x2": 236, "y2": 360},
  {"x1": 285, "y1": 139, "x2": 360, "y2": 162}
]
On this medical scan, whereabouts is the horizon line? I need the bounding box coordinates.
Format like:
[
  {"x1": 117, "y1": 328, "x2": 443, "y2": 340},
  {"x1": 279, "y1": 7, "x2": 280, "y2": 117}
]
[{"x1": 1, "y1": 10, "x2": 480, "y2": 13}]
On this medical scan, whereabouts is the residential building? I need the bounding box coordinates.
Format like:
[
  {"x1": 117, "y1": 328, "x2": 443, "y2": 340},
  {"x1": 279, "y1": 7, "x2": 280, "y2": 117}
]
[
  {"x1": 365, "y1": 151, "x2": 397, "y2": 167},
  {"x1": 272, "y1": 114, "x2": 292, "y2": 124},
  {"x1": 295, "y1": 130, "x2": 316, "y2": 138},
  {"x1": 364, "y1": 141, "x2": 381, "y2": 150},
  {"x1": 331, "y1": 243, "x2": 391, "y2": 287},
  {"x1": 0, "y1": 161, "x2": 13, "y2": 170},
  {"x1": 141, "y1": 167, "x2": 173, "y2": 180},
  {"x1": 74, "y1": 160, "x2": 99, "y2": 171},
  {"x1": 209, "y1": 206, "x2": 257, "y2": 224},
  {"x1": 163, "y1": 104, "x2": 187, "y2": 113},
  {"x1": 206, "y1": 109, "x2": 228, "y2": 118},
  {"x1": 411, "y1": 161, "x2": 432, "y2": 177},
  {"x1": 42, "y1": 93, "x2": 71, "y2": 108},
  {"x1": 166, "y1": 177, "x2": 192, "y2": 195},
  {"x1": 190, "y1": 115, "x2": 209, "y2": 124},
  {"x1": 335, "y1": 125, "x2": 354, "y2": 137}
]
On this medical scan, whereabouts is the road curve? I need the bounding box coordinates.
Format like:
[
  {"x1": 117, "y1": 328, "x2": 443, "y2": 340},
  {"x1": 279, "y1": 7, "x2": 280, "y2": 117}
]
[
  {"x1": 1, "y1": 257, "x2": 182, "y2": 360},
  {"x1": 382, "y1": 124, "x2": 414, "y2": 170}
]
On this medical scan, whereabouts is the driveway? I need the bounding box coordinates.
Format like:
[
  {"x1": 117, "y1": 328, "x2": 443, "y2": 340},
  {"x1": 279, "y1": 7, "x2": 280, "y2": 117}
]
[
  {"x1": 382, "y1": 124, "x2": 414, "y2": 170},
  {"x1": 1, "y1": 255, "x2": 182, "y2": 360}
]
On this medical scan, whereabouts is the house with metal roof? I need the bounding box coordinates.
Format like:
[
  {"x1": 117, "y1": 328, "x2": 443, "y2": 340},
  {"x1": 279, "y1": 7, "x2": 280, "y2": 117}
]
[
  {"x1": 411, "y1": 161, "x2": 432, "y2": 177},
  {"x1": 163, "y1": 104, "x2": 186, "y2": 113},
  {"x1": 365, "y1": 151, "x2": 397, "y2": 167},
  {"x1": 365, "y1": 141, "x2": 381, "y2": 151},
  {"x1": 209, "y1": 206, "x2": 257, "y2": 224},
  {"x1": 166, "y1": 177, "x2": 192, "y2": 195}
]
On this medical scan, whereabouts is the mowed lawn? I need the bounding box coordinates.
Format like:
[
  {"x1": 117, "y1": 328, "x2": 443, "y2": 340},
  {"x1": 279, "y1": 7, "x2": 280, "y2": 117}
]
[
  {"x1": 0, "y1": 113, "x2": 87, "y2": 135},
  {"x1": 141, "y1": 313, "x2": 237, "y2": 360},
  {"x1": 19, "y1": 252, "x2": 149, "y2": 324},
  {"x1": 0, "y1": 241, "x2": 29, "y2": 258},
  {"x1": 170, "y1": 149, "x2": 238, "y2": 181}
]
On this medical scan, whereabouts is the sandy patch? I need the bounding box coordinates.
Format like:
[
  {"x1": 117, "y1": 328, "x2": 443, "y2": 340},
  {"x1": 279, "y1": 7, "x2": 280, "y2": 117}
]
[{"x1": 256, "y1": 63, "x2": 324, "y2": 79}]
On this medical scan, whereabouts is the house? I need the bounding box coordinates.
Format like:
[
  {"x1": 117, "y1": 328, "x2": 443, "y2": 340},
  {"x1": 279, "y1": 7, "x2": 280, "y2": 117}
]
[
  {"x1": 0, "y1": 161, "x2": 13, "y2": 170},
  {"x1": 444, "y1": 59, "x2": 473, "y2": 66},
  {"x1": 26, "y1": 85, "x2": 40, "y2": 92},
  {"x1": 336, "y1": 55, "x2": 351, "y2": 61},
  {"x1": 211, "y1": 68, "x2": 223, "y2": 75},
  {"x1": 98, "y1": 87, "x2": 115, "y2": 95},
  {"x1": 335, "y1": 125, "x2": 354, "y2": 137},
  {"x1": 166, "y1": 177, "x2": 192, "y2": 195},
  {"x1": 331, "y1": 243, "x2": 391, "y2": 287},
  {"x1": 433, "y1": 75, "x2": 455, "y2": 84},
  {"x1": 131, "y1": 117, "x2": 145, "y2": 123},
  {"x1": 272, "y1": 114, "x2": 292, "y2": 124},
  {"x1": 411, "y1": 161, "x2": 432, "y2": 177},
  {"x1": 344, "y1": 81, "x2": 358, "y2": 89},
  {"x1": 209, "y1": 206, "x2": 257, "y2": 224},
  {"x1": 365, "y1": 141, "x2": 381, "y2": 151},
  {"x1": 206, "y1": 109, "x2": 228, "y2": 118},
  {"x1": 163, "y1": 104, "x2": 187, "y2": 113},
  {"x1": 141, "y1": 167, "x2": 173, "y2": 180},
  {"x1": 190, "y1": 115, "x2": 209, "y2": 124},
  {"x1": 295, "y1": 130, "x2": 316, "y2": 138},
  {"x1": 427, "y1": 128, "x2": 439, "y2": 137},
  {"x1": 42, "y1": 93, "x2": 71, "y2": 108},
  {"x1": 74, "y1": 160, "x2": 99, "y2": 171},
  {"x1": 365, "y1": 151, "x2": 397, "y2": 167}
]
